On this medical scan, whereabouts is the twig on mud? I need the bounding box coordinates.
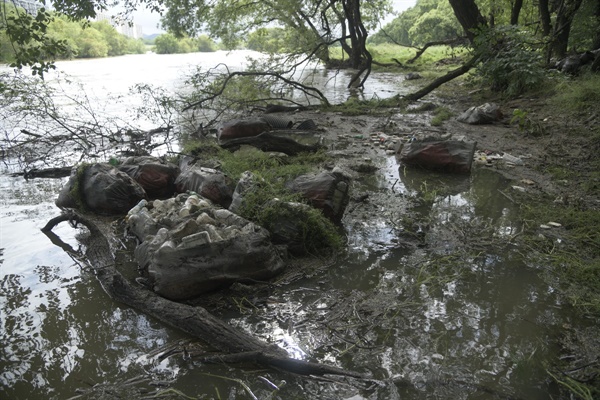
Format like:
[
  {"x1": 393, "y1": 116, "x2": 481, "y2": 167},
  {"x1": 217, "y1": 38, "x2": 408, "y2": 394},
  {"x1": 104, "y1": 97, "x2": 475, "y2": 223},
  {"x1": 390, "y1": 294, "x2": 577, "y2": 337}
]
[{"x1": 497, "y1": 189, "x2": 517, "y2": 203}]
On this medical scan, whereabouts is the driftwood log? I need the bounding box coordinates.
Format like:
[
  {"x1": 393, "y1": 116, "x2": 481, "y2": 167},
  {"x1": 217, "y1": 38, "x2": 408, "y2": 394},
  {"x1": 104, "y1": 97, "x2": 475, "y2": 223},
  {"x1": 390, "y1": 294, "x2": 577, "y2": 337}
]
[
  {"x1": 219, "y1": 132, "x2": 322, "y2": 156},
  {"x1": 11, "y1": 166, "x2": 73, "y2": 180},
  {"x1": 41, "y1": 211, "x2": 366, "y2": 379}
]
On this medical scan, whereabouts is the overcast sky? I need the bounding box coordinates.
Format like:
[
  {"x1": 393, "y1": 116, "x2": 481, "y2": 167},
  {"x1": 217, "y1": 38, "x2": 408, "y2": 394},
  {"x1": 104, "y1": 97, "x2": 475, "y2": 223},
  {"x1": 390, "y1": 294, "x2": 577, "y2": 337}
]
[{"x1": 130, "y1": 0, "x2": 417, "y2": 36}]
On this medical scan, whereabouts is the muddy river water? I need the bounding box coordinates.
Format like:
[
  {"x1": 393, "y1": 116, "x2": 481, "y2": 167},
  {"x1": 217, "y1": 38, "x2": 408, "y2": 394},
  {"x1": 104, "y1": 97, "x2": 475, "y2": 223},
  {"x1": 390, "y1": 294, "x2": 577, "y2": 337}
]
[{"x1": 0, "y1": 52, "x2": 585, "y2": 399}]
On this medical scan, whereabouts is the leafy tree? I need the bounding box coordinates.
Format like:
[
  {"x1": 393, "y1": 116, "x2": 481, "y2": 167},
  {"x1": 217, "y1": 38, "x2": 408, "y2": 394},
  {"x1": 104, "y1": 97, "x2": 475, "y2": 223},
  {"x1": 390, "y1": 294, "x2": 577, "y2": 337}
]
[
  {"x1": 76, "y1": 26, "x2": 108, "y2": 57},
  {"x1": 408, "y1": 5, "x2": 462, "y2": 44},
  {"x1": 92, "y1": 20, "x2": 127, "y2": 56},
  {"x1": 46, "y1": 14, "x2": 81, "y2": 58},
  {"x1": 0, "y1": 30, "x2": 14, "y2": 63},
  {"x1": 154, "y1": 33, "x2": 180, "y2": 54},
  {"x1": 178, "y1": 36, "x2": 195, "y2": 53},
  {"x1": 196, "y1": 34, "x2": 216, "y2": 52},
  {"x1": 473, "y1": 25, "x2": 545, "y2": 96},
  {"x1": 0, "y1": 3, "x2": 69, "y2": 75},
  {"x1": 127, "y1": 38, "x2": 147, "y2": 54},
  {"x1": 370, "y1": 0, "x2": 461, "y2": 46},
  {"x1": 161, "y1": 0, "x2": 392, "y2": 86},
  {"x1": 153, "y1": 33, "x2": 207, "y2": 54},
  {"x1": 246, "y1": 28, "x2": 289, "y2": 54}
]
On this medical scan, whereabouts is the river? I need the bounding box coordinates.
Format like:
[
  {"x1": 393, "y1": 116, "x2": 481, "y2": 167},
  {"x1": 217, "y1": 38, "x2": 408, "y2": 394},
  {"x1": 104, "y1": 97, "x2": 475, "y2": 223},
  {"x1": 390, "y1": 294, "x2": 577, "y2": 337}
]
[{"x1": 0, "y1": 51, "x2": 581, "y2": 399}]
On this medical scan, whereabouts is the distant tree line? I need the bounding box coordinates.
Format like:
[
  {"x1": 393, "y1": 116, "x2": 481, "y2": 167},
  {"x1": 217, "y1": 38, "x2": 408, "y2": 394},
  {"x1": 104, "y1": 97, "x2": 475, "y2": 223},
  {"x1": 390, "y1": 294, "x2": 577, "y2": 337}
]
[
  {"x1": 153, "y1": 33, "x2": 217, "y2": 54},
  {"x1": 0, "y1": 4, "x2": 146, "y2": 63}
]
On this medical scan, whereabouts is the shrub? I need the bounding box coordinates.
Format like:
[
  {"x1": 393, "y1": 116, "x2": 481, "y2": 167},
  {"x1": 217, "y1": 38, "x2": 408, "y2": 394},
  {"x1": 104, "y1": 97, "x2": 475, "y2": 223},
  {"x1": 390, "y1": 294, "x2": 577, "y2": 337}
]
[{"x1": 474, "y1": 26, "x2": 546, "y2": 97}]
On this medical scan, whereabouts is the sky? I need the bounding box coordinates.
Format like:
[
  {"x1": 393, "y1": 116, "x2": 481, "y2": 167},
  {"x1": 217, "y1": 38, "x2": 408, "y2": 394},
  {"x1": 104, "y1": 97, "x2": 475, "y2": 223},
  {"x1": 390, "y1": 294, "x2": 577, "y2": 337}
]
[{"x1": 129, "y1": 0, "x2": 418, "y2": 36}]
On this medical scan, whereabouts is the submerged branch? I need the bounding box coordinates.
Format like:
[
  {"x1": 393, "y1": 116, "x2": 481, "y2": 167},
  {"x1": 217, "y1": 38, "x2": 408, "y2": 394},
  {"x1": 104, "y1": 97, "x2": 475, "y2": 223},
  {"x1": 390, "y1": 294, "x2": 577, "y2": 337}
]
[{"x1": 41, "y1": 212, "x2": 367, "y2": 380}]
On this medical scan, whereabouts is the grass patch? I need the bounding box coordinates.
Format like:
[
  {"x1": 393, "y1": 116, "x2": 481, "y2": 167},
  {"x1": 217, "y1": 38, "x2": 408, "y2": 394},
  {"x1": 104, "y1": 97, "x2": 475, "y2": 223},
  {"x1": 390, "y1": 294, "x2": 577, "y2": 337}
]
[
  {"x1": 217, "y1": 146, "x2": 328, "y2": 181},
  {"x1": 324, "y1": 96, "x2": 407, "y2": 115},
  {"x1": 430, "y1": 106, "x2": 454, "y2": 126},
  {"x1": 521, "y1": 200, "x2": 600, "y2": 315},
  {"x1": 328, "y1": 44, "x2": 468, "y2": 72},
  {"x1": 549, "y1": 73, "x2": 600, "y2": 117},
  {"x1": 180, "y1": 140, "x2": 342, "y2": 253},
  {"x1": 543, "y1": 165, "x2": 575, "y2": 181}
]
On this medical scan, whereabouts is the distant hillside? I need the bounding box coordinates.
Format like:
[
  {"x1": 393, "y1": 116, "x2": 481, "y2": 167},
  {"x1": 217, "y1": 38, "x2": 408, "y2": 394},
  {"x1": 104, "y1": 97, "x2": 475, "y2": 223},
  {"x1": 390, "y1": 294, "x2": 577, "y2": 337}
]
[{"x1": 143, "y1": 33, "x2": 160, "y2": 44}]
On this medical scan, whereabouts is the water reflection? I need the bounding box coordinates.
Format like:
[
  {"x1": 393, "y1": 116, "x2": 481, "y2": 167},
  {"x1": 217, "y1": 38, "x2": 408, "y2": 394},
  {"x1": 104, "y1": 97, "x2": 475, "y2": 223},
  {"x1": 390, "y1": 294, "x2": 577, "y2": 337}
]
[
  {"x1": 242, "y1": 158, "x2": 566, "y2": 399},
  {"x1": 0, "y1": 176, "x2": 183, "y2": 399}
]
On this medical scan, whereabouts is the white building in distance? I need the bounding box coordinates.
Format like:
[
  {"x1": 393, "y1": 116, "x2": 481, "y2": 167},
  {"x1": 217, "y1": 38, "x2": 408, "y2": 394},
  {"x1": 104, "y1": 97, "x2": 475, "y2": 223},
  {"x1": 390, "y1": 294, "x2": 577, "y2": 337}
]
[
  {"x1": 95, "y1": 12, "x2": 144, "y2": 39},
  {"x1": 6, "y1": 0, "x2": 43, "y2": 15}
]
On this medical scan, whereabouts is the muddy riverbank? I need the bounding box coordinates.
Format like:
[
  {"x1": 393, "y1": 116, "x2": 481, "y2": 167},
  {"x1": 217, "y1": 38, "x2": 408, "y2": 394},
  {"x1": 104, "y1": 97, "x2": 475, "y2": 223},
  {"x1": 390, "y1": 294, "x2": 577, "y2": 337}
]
[
  {"x1": 2, "y1": 62, "x2": 599, "y2": 398},
  {"x1": 225, "y1": 84, "x2": 600, "y2": 398}
]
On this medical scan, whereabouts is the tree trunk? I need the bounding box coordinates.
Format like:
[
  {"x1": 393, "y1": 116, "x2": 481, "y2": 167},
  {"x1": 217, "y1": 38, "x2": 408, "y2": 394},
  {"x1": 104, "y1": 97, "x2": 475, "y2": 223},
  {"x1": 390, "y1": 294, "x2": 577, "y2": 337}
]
[
  {"x1": 550, "y1": 0, "x2": 584, "y2": 59},
  {"x1": 539, "y1": 0, "x2": 552, "y2": 36},
  {"x1": 593, "y1": 0, "x2": 600, "y2": 49},
  {"x1": 447, "y1": 0, "x2": 487, "y2": 43},
  {"x1": 343, "y1": 0, "x2": 362, "y2": 69},
  {"x1": 342, "y1": 0, "x2": 372, "y2": 88},
  {"x1": 511, "y1": 0, "x2": 524, "y2": 25}
]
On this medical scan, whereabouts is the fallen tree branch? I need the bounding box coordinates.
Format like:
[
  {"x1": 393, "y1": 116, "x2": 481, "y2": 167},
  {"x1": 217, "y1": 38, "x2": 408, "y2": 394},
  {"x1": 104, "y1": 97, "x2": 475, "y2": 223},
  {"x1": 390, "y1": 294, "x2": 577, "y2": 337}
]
[
  {"x1": 11, "y1": 166, "x2": 73, "y2": 180},
  {"x1": 41, "y1": 212, "x2": 367, "y2": 379},
  {"x1": 372, "y1": 59, "x2": 406, "y2": 68},
  {"x1": 404, "y1": 55, "x2": 479, "y2": 101}
]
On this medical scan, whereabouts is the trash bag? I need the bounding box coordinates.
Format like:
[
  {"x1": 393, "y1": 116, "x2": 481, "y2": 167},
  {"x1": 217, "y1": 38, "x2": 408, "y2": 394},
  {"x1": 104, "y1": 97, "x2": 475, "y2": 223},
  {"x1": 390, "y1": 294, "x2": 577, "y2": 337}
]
[
  {"x1": 398, "y1": 140, "x2": 477, "y2": 173},
  {"x1": 119, "y1": 156, "x2": 180, "y2": 199},
  {"x1": 56, "y1": 163, "x2": 147, "y2": 215},
  {"x1": 175, "y1": 165, "x2": 235, "y2": 208},
  {"x1": 128, "y1": 193, "x2": 285, "y2": 300}
]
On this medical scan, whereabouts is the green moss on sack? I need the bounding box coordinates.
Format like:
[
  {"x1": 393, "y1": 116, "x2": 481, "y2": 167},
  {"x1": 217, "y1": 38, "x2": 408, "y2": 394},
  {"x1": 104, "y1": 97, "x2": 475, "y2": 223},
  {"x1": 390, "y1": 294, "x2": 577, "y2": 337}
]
[
  {"x1": 180, "y1": 141, "x2": 343, "y2": 253},
  {"x1": 69, "y1": 163, "x2": 91, "y2": 211}
]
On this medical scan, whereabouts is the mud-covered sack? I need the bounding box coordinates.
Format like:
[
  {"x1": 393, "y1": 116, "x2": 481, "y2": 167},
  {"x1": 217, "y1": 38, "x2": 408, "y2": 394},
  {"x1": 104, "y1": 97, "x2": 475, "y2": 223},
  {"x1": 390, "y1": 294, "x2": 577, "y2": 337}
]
[
  {"x1": 218, "y1": 118, "x2": 271, "y2": 141},
  {"x1": 229, "y1": 171, "x2": 263, "y2": 215},
  {"x1": 119, "y1": 156, "x2": 180, "y2": 199},
  {"x1": 398, "y1": 140, "x2": 477, "y2": 173},
  {"x1": 56, "y1": 163, "x2": 146, "y2": 215},
  {"x1": 128, "y1": 194, "x2": 285, "y2": 300},
  {"x1": 286, "y1": 171, "x2": 350, "y2": 224},
  {"x1": 175, "y1": 166, "x2": 235, "y2": 209}
]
